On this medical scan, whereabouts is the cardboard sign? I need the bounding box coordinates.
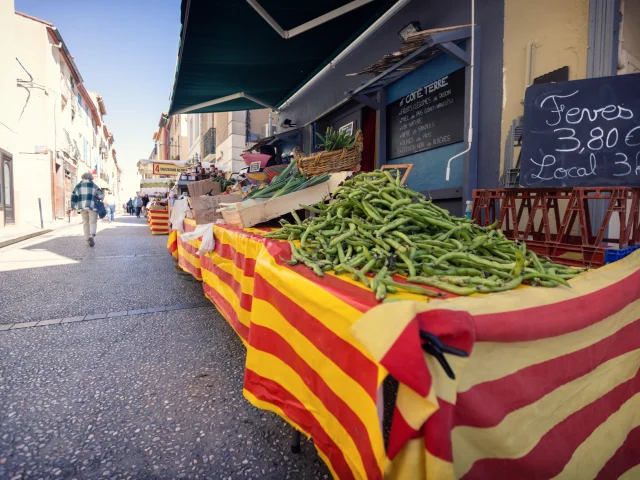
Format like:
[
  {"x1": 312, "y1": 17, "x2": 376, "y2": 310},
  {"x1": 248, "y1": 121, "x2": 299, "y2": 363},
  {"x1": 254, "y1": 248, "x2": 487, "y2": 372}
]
[
  {"x1": 187, "y1": 179, "x2": 220, "y2": 199},
  {"x1": 153, "y1": 163, "x2": 187, "y2": 175},
  {"x1": 192, "y1": 194, "x2": 242, "y2": 225}
]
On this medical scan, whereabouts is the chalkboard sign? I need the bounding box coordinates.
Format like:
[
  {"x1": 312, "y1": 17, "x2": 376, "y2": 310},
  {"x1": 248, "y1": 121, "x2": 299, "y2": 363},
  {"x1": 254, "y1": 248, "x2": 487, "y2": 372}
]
[
  {"x1": 387, "y1": 68, "x2": 466, "y2": 160},
  {"x1": 520, "y1": 73, "x2": 640, "y2": 187}
]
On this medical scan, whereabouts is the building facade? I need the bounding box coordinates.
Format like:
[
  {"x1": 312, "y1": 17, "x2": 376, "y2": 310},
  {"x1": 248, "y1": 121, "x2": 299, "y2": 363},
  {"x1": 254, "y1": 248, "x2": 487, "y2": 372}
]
[
  {"x1": 0, "y1": 8, "x2": 120, "y2": 228},
  {"x1": 153, "y1": 110, "x2": 270, "y2": 175},
  {"x1": 187, "y1": 110, "x2": 270, "y2": 173}
]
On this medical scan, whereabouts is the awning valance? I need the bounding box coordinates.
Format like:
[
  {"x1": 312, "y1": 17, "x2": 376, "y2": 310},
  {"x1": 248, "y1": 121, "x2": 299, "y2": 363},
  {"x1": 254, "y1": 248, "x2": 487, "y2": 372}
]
[
  {"x1": 168, "y1": 0, "x2": 398, "y2": 115},
  {"x1": 140, "y1": 178, "x2": 173, "y2": 189}
]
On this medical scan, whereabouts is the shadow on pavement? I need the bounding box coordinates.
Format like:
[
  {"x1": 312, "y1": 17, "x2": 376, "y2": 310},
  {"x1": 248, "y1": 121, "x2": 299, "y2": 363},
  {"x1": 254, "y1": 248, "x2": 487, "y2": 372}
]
[{"x1": 0, "y1": 215, "x2": 204, "y2": 324}]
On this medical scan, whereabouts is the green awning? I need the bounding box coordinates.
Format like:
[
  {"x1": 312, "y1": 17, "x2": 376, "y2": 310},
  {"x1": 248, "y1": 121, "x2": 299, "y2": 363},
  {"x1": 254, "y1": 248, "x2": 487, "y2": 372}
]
[{"x1": 168, "y1": 0, "x2": 398, "y2": 115}]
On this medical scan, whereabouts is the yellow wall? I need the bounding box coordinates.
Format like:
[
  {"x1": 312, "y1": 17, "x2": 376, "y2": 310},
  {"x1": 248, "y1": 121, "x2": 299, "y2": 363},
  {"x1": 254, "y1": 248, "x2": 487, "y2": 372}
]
[{"x1": 501, "y1": 0, "x2": 590, "y2": 172}]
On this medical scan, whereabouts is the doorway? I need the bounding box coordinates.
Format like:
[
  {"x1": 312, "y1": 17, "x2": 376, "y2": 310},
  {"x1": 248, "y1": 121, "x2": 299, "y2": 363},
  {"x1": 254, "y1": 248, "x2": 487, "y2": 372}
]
[{"x1": 1, "y1": 149, "x2": 15, "y2": 225}]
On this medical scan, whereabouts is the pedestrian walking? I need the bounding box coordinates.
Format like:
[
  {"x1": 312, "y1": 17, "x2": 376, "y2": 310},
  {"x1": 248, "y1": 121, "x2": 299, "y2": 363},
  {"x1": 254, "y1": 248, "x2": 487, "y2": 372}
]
[
  {"x1": 142, "y1": 194, "x2": 150, "y2": 217},
  {"x1": 104, "y1": 191, "x2": 116, "y2": 223},
  {"x1": 127, "y1": 198, "x2": 134, "y2": 215},
  {"x1": 135, "y1": 196, "x2": 143, "y2": 217},
  {"x1": 67, "y1": 172, "x2": 103, "y2": 247}
]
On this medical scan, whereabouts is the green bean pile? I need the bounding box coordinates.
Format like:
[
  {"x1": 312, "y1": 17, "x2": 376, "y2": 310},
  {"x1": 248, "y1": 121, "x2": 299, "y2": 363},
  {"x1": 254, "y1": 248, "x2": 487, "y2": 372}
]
[{"x1": 264, "y1": 170, "x2": 583, "y2": 301}]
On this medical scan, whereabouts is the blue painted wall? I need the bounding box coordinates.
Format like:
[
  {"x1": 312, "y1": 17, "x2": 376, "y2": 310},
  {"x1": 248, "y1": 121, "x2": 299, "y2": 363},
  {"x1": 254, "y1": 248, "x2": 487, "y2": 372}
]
[
  {"x1": 386, "y1": 53, "x2": 465, "y2": 192},
  {"x1": 283, "y1": 0, "x2": 504, "y2": 191}
]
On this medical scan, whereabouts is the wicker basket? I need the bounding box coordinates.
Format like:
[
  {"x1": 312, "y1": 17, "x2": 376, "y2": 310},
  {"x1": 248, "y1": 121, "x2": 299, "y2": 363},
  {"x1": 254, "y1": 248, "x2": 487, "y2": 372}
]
[{"x1": 294, "y1": 130, "x2": 363, "y2": 176}]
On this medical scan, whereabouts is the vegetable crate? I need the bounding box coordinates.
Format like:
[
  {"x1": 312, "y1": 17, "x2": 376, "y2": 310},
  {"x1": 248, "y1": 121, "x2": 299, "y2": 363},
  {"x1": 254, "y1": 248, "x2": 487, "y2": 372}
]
[
  {"x1": 472, "y1": 187, "x2": 640, "y2": 267},
  {"x1": 222, "y1": 182, "x2": 331, "y2": 228}
]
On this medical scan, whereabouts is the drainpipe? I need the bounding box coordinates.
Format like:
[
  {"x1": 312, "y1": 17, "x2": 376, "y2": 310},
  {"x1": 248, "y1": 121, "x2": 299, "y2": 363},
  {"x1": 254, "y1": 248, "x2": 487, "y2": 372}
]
[{"x1": 445, "y1": 0, "x2": 475, "y2": 182}]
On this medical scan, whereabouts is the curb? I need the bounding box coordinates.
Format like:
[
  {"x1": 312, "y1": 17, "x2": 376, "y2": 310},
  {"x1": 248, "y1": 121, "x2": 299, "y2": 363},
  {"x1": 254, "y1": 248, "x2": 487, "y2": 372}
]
[
  {"x1": 0, "y1": 218, "x2": 83, "y2": 249},
  {"x1": 0, "y1": 229, "x2": 53, "y2": 249}
]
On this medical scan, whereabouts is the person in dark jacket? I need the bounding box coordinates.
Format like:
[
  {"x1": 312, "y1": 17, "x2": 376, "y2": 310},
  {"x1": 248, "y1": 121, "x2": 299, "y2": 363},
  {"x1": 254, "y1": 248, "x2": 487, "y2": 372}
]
[
  {"x1": 126, "y1": 198, "x2": 134, "y2": 215},
  {"x1": 142, "y1": 194, "x2": 150, "y2": 217}
]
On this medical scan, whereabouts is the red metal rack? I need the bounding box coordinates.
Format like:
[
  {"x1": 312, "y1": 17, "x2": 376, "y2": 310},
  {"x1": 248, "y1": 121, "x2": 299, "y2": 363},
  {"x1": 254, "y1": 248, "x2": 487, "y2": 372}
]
[{"x1": 471, "y1": 187, "x2": 640, "y2": 267}]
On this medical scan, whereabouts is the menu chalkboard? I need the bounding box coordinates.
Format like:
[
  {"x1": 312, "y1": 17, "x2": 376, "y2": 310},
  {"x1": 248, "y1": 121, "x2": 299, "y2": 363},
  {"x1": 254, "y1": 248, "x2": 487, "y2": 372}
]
[
  {"x1": 520, "y1": 73, "x2": 640, "y2": 187},
  {"x1": 387, "y1": 68, "x2": 466, "y2": 160}
]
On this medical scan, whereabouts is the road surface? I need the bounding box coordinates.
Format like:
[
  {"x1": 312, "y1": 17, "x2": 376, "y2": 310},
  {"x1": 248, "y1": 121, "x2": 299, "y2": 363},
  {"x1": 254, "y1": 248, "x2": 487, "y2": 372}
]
[{"x1": 0, "y1": 215, "x2": 328, "y2": 479}]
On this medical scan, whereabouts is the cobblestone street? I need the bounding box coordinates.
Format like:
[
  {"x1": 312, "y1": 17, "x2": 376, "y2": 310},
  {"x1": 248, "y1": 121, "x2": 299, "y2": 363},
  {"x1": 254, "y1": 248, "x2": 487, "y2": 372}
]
[{"x1": 0, "y1": 216, "x2": 328, "y2": 479}]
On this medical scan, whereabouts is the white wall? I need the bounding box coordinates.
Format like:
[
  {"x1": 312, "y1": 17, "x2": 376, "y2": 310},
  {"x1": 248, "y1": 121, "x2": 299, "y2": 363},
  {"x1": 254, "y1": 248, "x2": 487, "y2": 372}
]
[
  {"x1": 213, "y1": 111, "x2": 247, "y2": 174},
  {"x1": 187, "y1": 113, "x2": 201, "y2": 161},
  {"x1": 7, "y1": 13, "x2": 100, "y2": 226}
]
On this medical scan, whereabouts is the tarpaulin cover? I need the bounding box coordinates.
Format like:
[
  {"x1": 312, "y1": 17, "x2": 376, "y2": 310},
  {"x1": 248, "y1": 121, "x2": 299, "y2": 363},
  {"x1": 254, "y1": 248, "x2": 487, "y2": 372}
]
[{"x1": 170, "y1": 218, "x2": 640, "y2": 479}]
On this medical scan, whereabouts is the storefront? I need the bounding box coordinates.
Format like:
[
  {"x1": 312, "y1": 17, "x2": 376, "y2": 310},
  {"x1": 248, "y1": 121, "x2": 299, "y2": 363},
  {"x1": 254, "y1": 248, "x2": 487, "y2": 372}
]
[{"x1": 168, "y1": 0, "x2": 504, "y2": 216}]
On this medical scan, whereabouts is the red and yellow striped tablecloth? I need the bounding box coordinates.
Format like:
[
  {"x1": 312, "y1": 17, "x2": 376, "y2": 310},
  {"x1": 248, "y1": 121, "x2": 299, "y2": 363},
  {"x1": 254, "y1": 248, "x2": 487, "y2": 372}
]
[
  {"x1": 147, "y1": 208, "x2": 170, "y2": 235},
  {"x1": 169, "y1": 218, "x2": 640, "y2": 479}
]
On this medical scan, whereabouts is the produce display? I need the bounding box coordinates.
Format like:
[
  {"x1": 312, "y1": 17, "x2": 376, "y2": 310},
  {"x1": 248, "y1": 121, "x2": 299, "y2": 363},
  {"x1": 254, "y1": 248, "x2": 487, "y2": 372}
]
[
  {"x1": 265, "y1": 170, "x2": 583, "y2": 301},
  {"x1": 211, "y1": 175, "x2": 236, "y2": 193},
  {"x1": 316, "y1": 127, "x2": 357, "y2": 151},
  {"x1": 244, "y1": 160, "x2": 330, "y2": 200}
]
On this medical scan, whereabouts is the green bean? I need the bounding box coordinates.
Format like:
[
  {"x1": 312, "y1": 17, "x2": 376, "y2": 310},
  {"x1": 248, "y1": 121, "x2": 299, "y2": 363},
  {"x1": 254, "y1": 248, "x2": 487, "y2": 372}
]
[
  {"x1": 397, "y1": 252, "x2": 416, "y2": 277},
  {"x1": 408, "y1": 276, "x2": 478, "y2": 296},
  {"x1": 329, "y1": 230, "x2": 357, "y2": 247},
  {"x1": 376, "y1": 218, "x2": 410, "y2": 238},
  {"x1": 390, "y1": 198, "x2": 412, "y2": 210},
  {"x1": 477, "y1": 276, "x2": 523, "y2": 293},
  {"x1": 383, "y1": 237, "x2": 407, "y2": 253},
  {"x1": 380, "y1": 278, "x2": 442, "y2": 297},
  {"x1": 522, "y1": 271, "x2": 570, "y2": 287}
]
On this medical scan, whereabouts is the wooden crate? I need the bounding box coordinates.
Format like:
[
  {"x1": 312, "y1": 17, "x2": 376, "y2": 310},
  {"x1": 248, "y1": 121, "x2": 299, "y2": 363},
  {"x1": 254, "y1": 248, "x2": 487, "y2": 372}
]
[{"x1": 222, "y1": 182, "x2": 331, "y2": 228}]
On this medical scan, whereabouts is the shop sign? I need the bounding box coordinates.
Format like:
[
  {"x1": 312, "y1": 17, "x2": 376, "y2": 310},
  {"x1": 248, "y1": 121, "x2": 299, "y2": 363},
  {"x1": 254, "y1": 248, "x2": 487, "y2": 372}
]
[
  {"x1": 387, "y1": 68, "x2": 466, "y2": 160},
  {"x1": 520, "y1": 73, "x2": 640, "y2": 187},
  {"x1": 153, "y1": 163, "x2": 187, "y2": 175}
]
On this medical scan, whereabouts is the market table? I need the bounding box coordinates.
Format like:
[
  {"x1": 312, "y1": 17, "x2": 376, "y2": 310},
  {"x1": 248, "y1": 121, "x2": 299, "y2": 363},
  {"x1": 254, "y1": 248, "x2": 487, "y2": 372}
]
[
  {"x1": 168, "y1": 218, "x2": 640, "y2": 479},
  {"x1": 147, "y1": 207, "x2": 170, "y2": 235}
]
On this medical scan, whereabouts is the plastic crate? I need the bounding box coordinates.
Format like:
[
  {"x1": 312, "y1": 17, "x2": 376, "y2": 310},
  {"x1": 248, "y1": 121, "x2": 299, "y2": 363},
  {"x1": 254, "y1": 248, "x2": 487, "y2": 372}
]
[{"x1": 604, "y1": 244, "x2": 640, "y2": 264}]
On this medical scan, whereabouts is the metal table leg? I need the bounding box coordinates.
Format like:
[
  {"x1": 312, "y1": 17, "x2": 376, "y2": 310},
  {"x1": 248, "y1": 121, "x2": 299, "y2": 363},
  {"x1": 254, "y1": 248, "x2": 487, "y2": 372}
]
[{"x1": 291, "y1": 429, "x2": 301, "y2": 454}]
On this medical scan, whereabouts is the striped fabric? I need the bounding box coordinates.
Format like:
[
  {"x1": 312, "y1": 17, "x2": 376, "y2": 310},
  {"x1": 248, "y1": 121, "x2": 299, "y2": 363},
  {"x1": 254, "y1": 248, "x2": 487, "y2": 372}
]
[
  {"x1": 148, "y1": 209, "x2": 170, "y2": 235},
  {"x1": 171, "y1": 220, "x2": 640, "y2": 479},
  {"x1": 176, "y1": 219, "x2": 203, "y2": 280},
  {"x1": 352, "y1": 250, "x2": 640, "y2": 479},
  {"x1": 167, "y1": 230, "x2": 178, "y2": 259}
]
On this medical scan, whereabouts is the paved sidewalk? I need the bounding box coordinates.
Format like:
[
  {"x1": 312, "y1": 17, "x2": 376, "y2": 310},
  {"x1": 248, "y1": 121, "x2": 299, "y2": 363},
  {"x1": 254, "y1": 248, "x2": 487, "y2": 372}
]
[{"x1": 0, "y1": 216, "x2": 82, "y2": 248}]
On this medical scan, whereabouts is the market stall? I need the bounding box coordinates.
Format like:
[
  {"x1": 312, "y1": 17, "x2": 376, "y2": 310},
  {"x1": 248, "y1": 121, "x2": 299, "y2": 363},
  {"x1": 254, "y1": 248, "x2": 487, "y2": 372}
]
[
  {"x1": 140, "y1": 177, "x2": 173, "y2": 196},
  {"x1": 163, "y1": 2, "x2": 640, "y2": 476},
  {"x1": 167, "y1": 176, "x2": 640, "y2": 480}
]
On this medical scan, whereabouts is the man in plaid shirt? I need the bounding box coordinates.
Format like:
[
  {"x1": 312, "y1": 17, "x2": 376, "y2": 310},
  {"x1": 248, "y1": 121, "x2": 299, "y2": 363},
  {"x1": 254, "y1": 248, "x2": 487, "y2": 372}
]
[{"x1": 67, "y1": 172, "x2": 104, "y2": 247}]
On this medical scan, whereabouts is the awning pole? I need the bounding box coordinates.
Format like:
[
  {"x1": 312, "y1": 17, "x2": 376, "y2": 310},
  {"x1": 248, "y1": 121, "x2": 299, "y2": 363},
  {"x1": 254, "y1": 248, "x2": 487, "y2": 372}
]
[
  {"x1": 279, "y1": 0, "x2": 411, "y2": 110},
  {"x1": 246, "y1": 0, "x2": 375, "y2": 39}
]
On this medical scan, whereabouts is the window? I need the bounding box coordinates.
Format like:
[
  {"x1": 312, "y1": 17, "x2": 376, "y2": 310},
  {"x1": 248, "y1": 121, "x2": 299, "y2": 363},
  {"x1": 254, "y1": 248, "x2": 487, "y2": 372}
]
[
  {"x1": 188, "y1": 115, "x2": 200, "y2": 147},
  {"x1": 203, "y1": 128, "x2": 216, "y2": 155},
  {"x1": 82, "y1": 137, "x2": 88, "y2": 164}
]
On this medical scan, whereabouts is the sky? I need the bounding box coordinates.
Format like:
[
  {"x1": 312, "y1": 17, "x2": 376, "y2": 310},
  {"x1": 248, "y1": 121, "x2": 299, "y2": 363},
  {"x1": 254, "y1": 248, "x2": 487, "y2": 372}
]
[{"x1": 15, "y1": 0, "x2": 182, "y2": 197}]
